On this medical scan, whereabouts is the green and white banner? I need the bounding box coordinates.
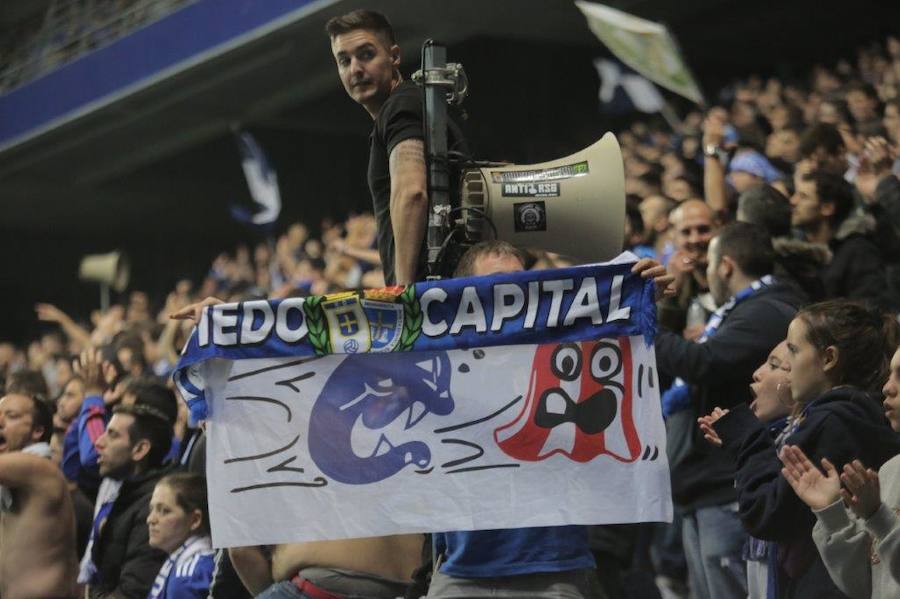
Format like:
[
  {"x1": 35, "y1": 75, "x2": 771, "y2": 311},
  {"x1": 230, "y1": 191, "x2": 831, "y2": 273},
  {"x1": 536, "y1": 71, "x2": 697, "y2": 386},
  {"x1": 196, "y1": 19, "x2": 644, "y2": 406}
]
[{"x1": 575, "y1": 1, "x2": 704, "y2": 105}]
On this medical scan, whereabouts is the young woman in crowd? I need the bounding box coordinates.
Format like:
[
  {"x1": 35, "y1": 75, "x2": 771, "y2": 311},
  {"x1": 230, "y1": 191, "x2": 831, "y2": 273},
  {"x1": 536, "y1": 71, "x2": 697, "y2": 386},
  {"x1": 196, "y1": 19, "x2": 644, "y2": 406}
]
[
  {"x1": 705, "y1": 340, "x2": 795, "y2": 598},
  {"x1": 699, "y1": 339, "x2": 796, "y2": 598},
  {"x1": 146, "y1": 472, "x2": 215, "y2": 599},
  {"x1": 780, "y1": 344, "x2": 900, "y2": 598},
  {"x1": 698, "y1": 300, "x2": 900, "y2": 597}
]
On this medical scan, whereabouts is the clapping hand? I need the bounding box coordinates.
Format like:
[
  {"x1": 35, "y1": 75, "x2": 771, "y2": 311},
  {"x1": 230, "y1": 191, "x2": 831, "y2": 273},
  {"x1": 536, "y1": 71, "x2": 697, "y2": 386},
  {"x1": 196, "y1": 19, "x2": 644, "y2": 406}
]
[
  {"x1": 697, "y1": 407, "x2": 730, "y2": 447},
  {"x1": 840, "y1": 460, "x2": 882, "y2": 520},
  {"x1": 856, "y1": 136, "x2": 896, "y2": 203},
  {"x1": 780, "y1": 445, "x2": 841, "y2": 511}
]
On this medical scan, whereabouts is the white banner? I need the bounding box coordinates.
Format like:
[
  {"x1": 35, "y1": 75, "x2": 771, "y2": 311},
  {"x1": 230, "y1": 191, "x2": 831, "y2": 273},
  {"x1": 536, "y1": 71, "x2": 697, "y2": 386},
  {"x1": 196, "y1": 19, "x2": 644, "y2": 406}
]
[
  {"x1": 576, "y1": 1, "x2": 705, "y2": 105},
  {"x1": 595, "y1": 58, "x2": 666, "y2": 113},
  {"x1": 202, "y1": 336, "x2": 671, "y2": 547}
]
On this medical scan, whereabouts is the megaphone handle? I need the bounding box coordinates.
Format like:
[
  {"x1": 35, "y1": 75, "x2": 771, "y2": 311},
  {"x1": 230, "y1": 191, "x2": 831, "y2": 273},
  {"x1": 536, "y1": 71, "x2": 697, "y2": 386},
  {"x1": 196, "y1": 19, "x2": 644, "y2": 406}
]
[{"x1": 100, "y1": 283, "x2": 110, "y2": 312}]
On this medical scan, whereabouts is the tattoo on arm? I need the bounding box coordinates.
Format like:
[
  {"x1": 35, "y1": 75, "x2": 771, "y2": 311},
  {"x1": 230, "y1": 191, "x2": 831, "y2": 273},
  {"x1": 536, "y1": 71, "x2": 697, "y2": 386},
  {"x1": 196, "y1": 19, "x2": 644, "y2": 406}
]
[{"x1": 390, "y1": 138, "x2": 426, "y2": 171}]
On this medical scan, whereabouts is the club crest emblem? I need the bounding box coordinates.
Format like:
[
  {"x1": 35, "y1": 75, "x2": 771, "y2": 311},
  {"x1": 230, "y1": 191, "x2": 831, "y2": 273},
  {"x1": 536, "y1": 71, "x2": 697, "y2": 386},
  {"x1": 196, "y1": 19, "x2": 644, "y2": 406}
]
[
  {"x1": 322, "y1": 294, "x2": 369, "y2": 354},
  {"x1": 362, "y1": 299, "x2": 404, "y2": 353}
]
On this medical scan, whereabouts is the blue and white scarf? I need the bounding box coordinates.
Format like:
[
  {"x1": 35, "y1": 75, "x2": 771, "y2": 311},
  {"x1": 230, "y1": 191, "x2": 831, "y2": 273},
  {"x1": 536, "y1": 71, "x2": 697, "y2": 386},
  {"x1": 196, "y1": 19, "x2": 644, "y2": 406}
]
[
  {"x1": 148, "y1": 535, "x2": 212, "y2": 599},
  {"x1": 755, "y1": 401, "x2": 819, "y2": 599},
  {"x1": 78, "y1": 477, "x2": 123, "y2": 584},
  {"x1": 661, "y1": 275, "x2": 775, "y2": 417}
]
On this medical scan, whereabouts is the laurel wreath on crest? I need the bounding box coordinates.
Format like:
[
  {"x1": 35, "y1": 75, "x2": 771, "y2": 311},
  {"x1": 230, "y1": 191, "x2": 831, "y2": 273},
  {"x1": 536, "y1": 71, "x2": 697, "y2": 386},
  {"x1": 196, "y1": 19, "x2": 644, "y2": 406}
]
[
  {"x1": 398, "y1": 286, "x2": 422, "y2": 352},
  {"x1": 302, "y1": 296, "x2": 330, "y2": 356}
]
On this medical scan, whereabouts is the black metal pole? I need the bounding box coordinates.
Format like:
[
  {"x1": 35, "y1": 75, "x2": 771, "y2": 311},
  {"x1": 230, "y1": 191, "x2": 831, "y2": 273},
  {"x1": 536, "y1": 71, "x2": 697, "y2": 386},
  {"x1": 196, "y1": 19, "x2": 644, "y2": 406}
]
[{"x1": 422, "y1": 41, "x2": 450, "y2": 279}]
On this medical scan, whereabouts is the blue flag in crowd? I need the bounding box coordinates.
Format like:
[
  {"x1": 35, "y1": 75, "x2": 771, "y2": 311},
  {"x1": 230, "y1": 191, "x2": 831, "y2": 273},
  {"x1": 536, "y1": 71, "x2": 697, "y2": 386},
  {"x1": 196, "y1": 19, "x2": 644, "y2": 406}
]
[{"x1": 230, "y1": 130, "x2": 281, "y2": 228}]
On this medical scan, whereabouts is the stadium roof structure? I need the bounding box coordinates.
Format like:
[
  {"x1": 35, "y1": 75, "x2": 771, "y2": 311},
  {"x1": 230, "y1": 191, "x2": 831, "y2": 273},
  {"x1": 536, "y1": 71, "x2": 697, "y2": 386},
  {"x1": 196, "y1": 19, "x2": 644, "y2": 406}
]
[
  {"x1": 0, "y1": 0, "x2": 895, "y2": 235},
  {"x1": 0, "y1": 0, "x2": 895, "y2": 343}
]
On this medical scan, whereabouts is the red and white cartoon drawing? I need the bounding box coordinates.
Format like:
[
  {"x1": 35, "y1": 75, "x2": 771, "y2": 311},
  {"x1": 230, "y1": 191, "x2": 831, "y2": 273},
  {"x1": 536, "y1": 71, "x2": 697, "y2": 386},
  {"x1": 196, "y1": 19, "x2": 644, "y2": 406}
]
[{"x1": 494, "y1": 339, "x2": 642, "y2": 463}]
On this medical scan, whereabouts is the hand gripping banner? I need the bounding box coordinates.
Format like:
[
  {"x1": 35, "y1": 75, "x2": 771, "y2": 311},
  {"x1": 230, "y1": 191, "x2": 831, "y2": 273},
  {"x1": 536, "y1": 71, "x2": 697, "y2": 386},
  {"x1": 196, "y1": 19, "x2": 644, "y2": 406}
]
[{"x1": 174, "y1": 258, "x2": 673, "y2": 547}]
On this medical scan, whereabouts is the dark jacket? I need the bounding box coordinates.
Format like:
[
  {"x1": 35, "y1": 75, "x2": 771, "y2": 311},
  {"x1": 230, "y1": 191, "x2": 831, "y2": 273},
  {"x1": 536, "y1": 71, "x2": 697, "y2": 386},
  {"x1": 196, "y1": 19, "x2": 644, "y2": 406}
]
[
  {"x1": 823, "y1": 212, "x2": 884, "y2": 301},
  {"x1": 714, "y1": 389, "x2": 900, "y2": 598},
  {"x1": 90, "y1": 466, "x2": 172, "y2": 598},
  {"x1": 870, "y1": 174, "x2": 900, "y2": 310},
  {"x1": 772, "y1": 237, "x2": 829, "y2": 304},
  {"x1": 655, "y1": 281, "x2": 801, "y2": 510}
]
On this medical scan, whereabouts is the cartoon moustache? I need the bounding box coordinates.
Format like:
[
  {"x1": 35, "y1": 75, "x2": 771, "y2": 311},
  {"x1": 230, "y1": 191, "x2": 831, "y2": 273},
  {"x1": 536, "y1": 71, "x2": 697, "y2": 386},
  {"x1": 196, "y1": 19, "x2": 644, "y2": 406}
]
[{"x1": 535, "y1": 387, "x2": 617, "y2": 434}]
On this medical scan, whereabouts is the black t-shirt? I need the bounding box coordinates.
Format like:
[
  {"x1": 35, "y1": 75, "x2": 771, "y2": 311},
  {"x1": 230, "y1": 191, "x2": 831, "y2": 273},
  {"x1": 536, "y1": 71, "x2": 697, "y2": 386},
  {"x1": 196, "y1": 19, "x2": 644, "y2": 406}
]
[
  {"x1": 367, "y1": 80, "x2": 467, "y2": 285},
  {"x1": 368, "y1": 81, "x2": 424, "y2": 286}
]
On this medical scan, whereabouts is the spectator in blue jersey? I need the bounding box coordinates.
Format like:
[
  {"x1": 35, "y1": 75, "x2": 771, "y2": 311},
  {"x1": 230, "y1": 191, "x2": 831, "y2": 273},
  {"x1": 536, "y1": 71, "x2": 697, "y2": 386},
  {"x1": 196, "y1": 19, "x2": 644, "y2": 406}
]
[
  {"x1": 64, "y1": 350, "x2": 113, "y2": 501},
  {"x1": 66, "y1": 350, "x2": 185, "y2": 502},
  {"x1": 147, "y1": 472, "x2": 215, "y2": 599},
  {"x1": 427, "y1": 240, "x2": 673, "y2": 599}
]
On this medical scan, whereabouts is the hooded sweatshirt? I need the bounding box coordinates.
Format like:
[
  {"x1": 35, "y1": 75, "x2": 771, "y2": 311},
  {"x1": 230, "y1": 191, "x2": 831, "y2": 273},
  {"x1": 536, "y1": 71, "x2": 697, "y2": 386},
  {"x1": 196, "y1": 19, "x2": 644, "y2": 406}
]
[{"x1": 714, "y1": 388, "x2": 900, "y2": 598}]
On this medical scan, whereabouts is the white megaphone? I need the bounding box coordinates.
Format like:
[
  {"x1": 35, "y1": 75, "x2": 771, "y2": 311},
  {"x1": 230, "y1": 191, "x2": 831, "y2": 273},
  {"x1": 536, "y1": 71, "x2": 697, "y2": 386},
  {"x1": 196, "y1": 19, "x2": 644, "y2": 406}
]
[
  {"x1": 460, "y1": 132, "x2": 625, "y2": 263},
  {"x1": 78, "y1": 251, "x2": 130, "y2": 310}
]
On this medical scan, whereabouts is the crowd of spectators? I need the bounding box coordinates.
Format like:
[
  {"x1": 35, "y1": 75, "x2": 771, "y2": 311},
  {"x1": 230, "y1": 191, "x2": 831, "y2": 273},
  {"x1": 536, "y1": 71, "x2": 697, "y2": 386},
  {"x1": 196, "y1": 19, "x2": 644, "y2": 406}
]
[
  {"x1": 0, "y1": 0, "x2": 193, "y2": 92},
  {"x1": 1, "y1": 27, "x2": 900, "y2": 599}
]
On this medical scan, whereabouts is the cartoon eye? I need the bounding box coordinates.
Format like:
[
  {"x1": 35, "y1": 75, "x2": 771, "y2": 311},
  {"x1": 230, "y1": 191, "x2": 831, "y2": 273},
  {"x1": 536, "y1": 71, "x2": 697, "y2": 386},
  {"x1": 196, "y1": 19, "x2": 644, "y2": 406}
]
[
  {"x1": 376, "y1": 378, "x2": 394, "y2": 388},
  {"x1": 589, "y1": 342, "x2": 622, "y2": 382},
  {"x1": 551, "y1": 343, "x2": 582, "y2": 381}
]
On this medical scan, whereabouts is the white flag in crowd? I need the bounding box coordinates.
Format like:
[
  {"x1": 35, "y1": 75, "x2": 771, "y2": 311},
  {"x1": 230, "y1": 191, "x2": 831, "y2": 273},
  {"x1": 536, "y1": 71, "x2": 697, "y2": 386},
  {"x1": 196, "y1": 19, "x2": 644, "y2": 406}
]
[{"x1": 576, "y1": 1, "x2": 705, "y2": 105}]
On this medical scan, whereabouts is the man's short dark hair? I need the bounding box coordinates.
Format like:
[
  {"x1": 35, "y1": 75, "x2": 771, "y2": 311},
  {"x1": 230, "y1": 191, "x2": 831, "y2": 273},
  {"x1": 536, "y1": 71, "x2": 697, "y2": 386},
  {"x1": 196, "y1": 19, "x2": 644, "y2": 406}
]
[
  {"x1": 625, "y1": 199, "x2": 645, "y2": 237},
  {"x1": 805, "y1": 170, "x2": 856, "y2": 226},
  {"x1": 453, "y1": 241, "x2": 526, "y2": 278},
  {"x1": 117, "y1": 379, "x2": 177, "y2": 468},
  {"x1": 325, "y1": 10, "x2": 396, "y2": 47},
  {"x1": 124, "y1": 413, "x2": 172, "y2": 468},
  {"x1": 4, "y1": 369, "x2": 49, "y2": 397},
  {"x1": 637, "y1": 170, "x2": 662, "y2": 190},
  {"x1": 846, "y1": 81, "x2": 879, "y2": 102},
  {"x1": 716, "y1": 222, "x2": 775, "y2": 279},
  {"x1": 799, "y1": 123, "x2": 844, "y2": 159},
  {"x1": 31, "y1": 396, "x2": 53, "y2": 444},
  {"x1": 737, "y1": 185, "x2": 791, "y2": 238},
  {"x1": 115, "y1": 334, "x2": 148, "y2": 371}
]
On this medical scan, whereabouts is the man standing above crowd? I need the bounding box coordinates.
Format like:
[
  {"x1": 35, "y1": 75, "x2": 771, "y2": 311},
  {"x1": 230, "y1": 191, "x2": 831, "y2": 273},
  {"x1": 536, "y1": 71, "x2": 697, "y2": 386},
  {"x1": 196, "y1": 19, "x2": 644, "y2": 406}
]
[
  {"x1": 0, "y1": 391, "x2": 78, "y2": 598},
  {"x1": 81, "y1": 381, "x2": 177, "y2": 598},
  {"x1": 327, "y1": 9, "x2": 465, "y2": 285}
]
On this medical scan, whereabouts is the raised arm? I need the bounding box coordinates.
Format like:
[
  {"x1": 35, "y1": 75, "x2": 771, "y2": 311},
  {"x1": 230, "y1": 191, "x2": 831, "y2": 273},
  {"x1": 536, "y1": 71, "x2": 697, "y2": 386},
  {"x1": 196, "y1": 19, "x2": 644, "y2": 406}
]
[
  {"x1": 34, "y1": 303, "x2": 92, "y2": 352},
  {"x1": 388, "y1": 138, "x2": 428, "y2": 285},
  {"x1": 0, "y1": 452, "x2": 67, "y2": 498},
  {"x1": 702, "y1": 111, "x2": 730, "y2": 217}
]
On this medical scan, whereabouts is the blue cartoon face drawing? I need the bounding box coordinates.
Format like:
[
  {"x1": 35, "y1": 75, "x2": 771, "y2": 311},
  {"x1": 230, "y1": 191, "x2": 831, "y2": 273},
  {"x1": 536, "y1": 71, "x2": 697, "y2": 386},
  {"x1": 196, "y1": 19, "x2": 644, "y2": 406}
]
[{"x1": 307, "y1": 351, "x2": 454, "y2": 484}]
